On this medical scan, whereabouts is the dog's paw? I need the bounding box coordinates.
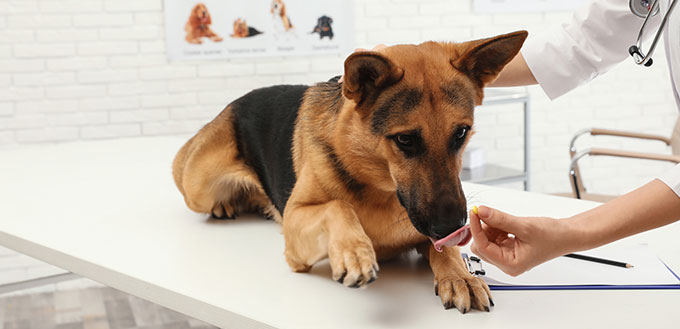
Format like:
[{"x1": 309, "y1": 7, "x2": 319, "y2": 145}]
[
  {"x1": 328, "y1": 237, "x2": 379, "y2": 288},
  {"x1": 434, "y1": 275, "x2": 492, "y2": 313},
  {"x1": 211, "y1": 201, "x2": 237, "y2": 219}
]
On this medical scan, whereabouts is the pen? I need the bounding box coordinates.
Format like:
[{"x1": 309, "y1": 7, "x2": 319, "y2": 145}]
[{"x1": 563, "y1": 253, "x2": 634, "y2": 268}]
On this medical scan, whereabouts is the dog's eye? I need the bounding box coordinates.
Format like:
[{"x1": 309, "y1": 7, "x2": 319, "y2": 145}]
[
  {"x1": 391, "y1": 133, "x2": 423, "y2": 157},
  {"x1": 449, "y1": 126, "x2": 471, "y2": 153},
  {"x1": 455, "y1": 126, "x2": 469, "y2": 140},
  {"x1": 396, "y1": 134, "x2": 414, "y2": 147}
]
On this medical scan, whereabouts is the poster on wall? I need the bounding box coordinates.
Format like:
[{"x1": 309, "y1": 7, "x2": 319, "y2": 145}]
[
  {"x1": 163, "y1": 0, "x2": 354, "y2": 60},
  {"x1": 473, "y1": 0, "x2": 590, "y2": 13}
]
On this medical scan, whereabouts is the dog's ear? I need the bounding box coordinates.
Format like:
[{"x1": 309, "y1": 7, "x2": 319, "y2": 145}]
[
  {"x1": 342, "y1": 52, "x2": 404, "y2": 111},
  {"x1": 190, "y1": 6, "x2": 200, "y2": 27},
  {"x1": 451, "y1": 31, "x2": 528, "y2": 89}
]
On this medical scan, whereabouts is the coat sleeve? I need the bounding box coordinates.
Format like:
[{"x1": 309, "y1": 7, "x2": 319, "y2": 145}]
[
  {"x1": 521, "y1": 0, "x2": 667, "y2": 100},
  {"x1": 658, "y1": 164, "x2": 680, "y2": 197}
]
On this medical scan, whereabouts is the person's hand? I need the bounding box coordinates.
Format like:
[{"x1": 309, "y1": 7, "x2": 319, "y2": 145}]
[
  {"x1": 338, "y1": 44, "x2": 388, "y2": 83},
  {"x1": 469, "y1": 206, "x2": 575, "y2": 276}
]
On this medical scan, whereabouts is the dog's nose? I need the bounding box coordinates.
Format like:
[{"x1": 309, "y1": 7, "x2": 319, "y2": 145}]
[{"x1": 430, "y1": 195, "x2": 467, "y2": 239}]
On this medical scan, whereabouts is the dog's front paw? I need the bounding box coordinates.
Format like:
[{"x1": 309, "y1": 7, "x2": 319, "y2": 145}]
[
  {"x1": 434, "y1": 275, "x2": 492, "y2": 313},
  {"x1": 211, "y1": 201, "x2": 237, "y2": 219},
  {"x1": 328, "y1": 237, "x2": 379, "y2": 288}
]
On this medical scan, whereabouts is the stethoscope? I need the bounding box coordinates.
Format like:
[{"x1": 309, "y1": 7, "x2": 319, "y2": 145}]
[{"x1": 629, "y1": 0, "x2": 679, "y2": 66}]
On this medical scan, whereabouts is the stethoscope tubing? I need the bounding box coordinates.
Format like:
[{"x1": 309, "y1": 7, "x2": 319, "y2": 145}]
[{"x1": 631, "y1": 0, "x2": 680, "y2": 66}]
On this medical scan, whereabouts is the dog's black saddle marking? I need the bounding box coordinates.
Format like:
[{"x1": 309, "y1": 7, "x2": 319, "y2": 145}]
[
  {"x1": 248, "y1": 27, "x2": 262, "y2": 37},
  {"x1": 231, "y1": 85, "x2": 308, "y2": 213}
]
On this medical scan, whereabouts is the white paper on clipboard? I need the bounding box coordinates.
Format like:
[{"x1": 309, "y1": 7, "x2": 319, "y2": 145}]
[{"x1": 461, "y1": 244, "x2": 679, "y2": 287}]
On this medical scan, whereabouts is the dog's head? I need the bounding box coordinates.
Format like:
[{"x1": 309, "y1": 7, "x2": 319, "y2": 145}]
[
  {"x1": 341, "y1": 31, "x2": 527, "y2": 240},
  {"x1": 271, "y1": 0, "x2": 285, "y2": 17},
  {"x1": 190, "y1": 3, "x2": 211, "y2": 26},
  {"x1": 317, "y1": 16, "x2": 333, "y2": 31},
  {"x1": 233, "y1": 18, "x2": 247, "y2": 36}
]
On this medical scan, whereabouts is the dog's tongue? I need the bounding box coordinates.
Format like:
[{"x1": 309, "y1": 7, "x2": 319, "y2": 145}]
[{"x1": 429, "y1": 225, "x2": 471, "y2": 252}]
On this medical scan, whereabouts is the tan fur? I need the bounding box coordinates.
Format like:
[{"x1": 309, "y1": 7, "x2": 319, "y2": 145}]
[
  {"x1": 173, "y1": 31, "x2": 527, "y2": 312},
  {"x1": 184, "y1": 3, "x2": 223, "y2": 44},
  {"x1": 172, "y1": 109, "x2": 280, "y2": 222},
  {"x1": 231, "y1": 18, "x2": 249, "y2": 38}
]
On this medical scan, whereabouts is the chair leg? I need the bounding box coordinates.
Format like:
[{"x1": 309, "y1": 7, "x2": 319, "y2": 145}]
[
  {"x1": 569, "y1": 149, "x2": 592, "y2": 200},
  {"x1": 569, "y1": 168, "x2": 582, "y2": 199}
]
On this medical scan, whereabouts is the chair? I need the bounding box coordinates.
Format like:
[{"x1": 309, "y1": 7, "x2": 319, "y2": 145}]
[{"x1": 567, "y1": 117, "x2": 680, "y2": 201}]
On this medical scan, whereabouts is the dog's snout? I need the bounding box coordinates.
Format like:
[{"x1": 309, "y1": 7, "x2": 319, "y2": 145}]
[
  {"x1": 401, "y1": 188, "x2": 468, "y2": 240},
  {"x1": 430, "y1": 194, "x2": 467, "y2": 239}
]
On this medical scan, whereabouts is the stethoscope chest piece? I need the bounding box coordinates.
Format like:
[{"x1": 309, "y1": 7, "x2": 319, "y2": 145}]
[{"x1": 631, "y1": 0, "x2": 661, "y2": 18}]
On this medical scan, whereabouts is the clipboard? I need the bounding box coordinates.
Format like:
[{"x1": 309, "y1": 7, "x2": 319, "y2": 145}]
[{"x1": 461, "y1": 244, "x2": 680, "y2": 290}]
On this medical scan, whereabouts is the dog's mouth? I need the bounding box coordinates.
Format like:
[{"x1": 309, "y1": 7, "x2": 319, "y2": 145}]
[{"x1": 429, "y1": 225, "x2": 471, "y2": 252}]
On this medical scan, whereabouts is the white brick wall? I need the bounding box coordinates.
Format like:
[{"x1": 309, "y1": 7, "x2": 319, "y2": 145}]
[{"x1": 0, "y1": 0, "x2": 676, "y2": 198}]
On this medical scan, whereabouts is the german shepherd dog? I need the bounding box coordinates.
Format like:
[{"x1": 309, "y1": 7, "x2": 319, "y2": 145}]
[{"x1": 173, "y1": 31, "x2": 527, "y2": 313}]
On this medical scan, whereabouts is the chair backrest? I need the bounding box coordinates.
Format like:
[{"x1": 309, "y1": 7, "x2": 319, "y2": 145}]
[{"x1": 672, "y1": 116, "x2": 680, "y2": 155}]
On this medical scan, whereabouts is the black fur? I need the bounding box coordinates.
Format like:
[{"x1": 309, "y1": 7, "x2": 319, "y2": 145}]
[
  {"x1": 319, "y1": 140, "x2": 366, "y2": 193},
  {"x1": 247, "y1": 27, "x2": 262, "y2": 37},
  {"x1": 231, "y1": 85, "x2": 308, "y2": 213},
  {"x1": 305, "y1": 81, "x2": 343, "y2": 114},
  {"x1": 440, "y1": 83, "x2": 474, "y2": 109},
  {"x1": 371, "y1": 88, "x2": 423, "y2": 134},
  {"x1": 312, "y1": 15, "x2": 334, "y2": 39},
  {"x1": 327, "y1": 75, "x2": 341, "y2": 83}
]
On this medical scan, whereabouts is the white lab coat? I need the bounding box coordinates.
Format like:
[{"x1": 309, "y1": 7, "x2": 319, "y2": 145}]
[{"x1": 521, "y1": 0, "x2": 680, "y2": 196}]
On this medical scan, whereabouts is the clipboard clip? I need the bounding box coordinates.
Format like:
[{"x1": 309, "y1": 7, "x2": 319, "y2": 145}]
[{"x1": 462, "y1": 253, "x2": 486, "y2": 276}]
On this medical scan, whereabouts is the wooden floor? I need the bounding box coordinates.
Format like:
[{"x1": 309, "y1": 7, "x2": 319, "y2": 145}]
[{"x1": 0, "y1": 287, "x2": 219, "y2": 329}]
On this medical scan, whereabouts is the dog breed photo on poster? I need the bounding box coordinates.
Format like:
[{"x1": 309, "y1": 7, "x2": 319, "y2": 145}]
[{"x1": 163, "y1": 0, "x2": 353, "y2": 60}]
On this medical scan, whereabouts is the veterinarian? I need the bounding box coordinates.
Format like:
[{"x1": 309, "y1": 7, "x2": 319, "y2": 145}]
[{"x1": 470, "y1": 0, "x2": 680, "y2": 276}]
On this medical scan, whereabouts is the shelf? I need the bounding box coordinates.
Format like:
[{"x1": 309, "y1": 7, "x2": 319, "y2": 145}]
[
  {"x1": 466, "y1": 87, "x2": 531, "y2": 190},
  {"x1": 460, "y1": 164, "x2": 527, "y2": 185},
  {"x1": 482, "y1": 88, "x2": 529, "y2": 105}
]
